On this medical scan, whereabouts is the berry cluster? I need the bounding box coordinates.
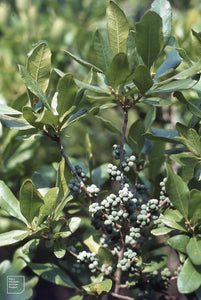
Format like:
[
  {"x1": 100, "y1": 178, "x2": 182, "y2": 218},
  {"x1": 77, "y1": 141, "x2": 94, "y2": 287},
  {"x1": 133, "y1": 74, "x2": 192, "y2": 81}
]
[
  {"x1": 76, "y1": 251, "x2": 98, "y2": 273},
  {"x1": 87, "y1": 184, "x2": 100, "y2": 197},
  {"x1": 161, "y1": 267, "x2": 171, "y2": 280},
  {"x1": 107, "y1": 163, "x2": 122, "y2": 181},
  {"x1": 117, "y1": 249, "x2": 137, "y2": 271},
  {"x1": 159, "y1": 177, "x2": 170, "y2": 205},
  {"x1": 101, "y1": 264, "x2": 113, "y2": 275},
  {"x1": 68, "y1": 165, "x2": 87, "y2": 195},
  {"x1": 112, "y1": 144, "x2": 136, "y2": 173}
]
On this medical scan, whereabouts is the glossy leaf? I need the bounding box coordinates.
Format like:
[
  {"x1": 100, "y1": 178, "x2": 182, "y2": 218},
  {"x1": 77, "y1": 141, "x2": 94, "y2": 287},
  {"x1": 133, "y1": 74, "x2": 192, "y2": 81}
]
[
  {"x1": 141, "y1": 97, "x2": 171, "y2": 106},
  {"x1": 96, "y1": 115, "x2": 121, "y2": 135},
  {"x1": 36, "y1": 109, "x2": 59, "y2": 126},
  {"x1": 84, "y1": 235, "x2": 100, "y2": 254},
  {"x1": 69, "y1": 217, "x2": 81, "y2": 233},
  {"x1": 187, "y1": 237, "x2": 201, "y2": 265},
  {"x1": 54, "y1": 240, "x2": 66, "y2": 259},
  {"x1": 37, "y1": 187, "x2": 59, "y2": 226},
  {"x1": 27, "y1": 262, "x2": 77, "y2": 288},
  {"x1": 94, "y1": 30, "x2": 113, "y2": 72},
  {"x1": 178, "y1": 258, "x2": 201, "y2": 294},
  {"x1": 189, "y1": 189, "x2": 201, "y2": 226},
  {"x1": 160, "y1": 209, "x2": 187, "y2": 232},
  {"x1": 135, "y1": 11, "x2": 163, "y2": 69},
  {"x1": 0, "y1": 230, "x2": 29, "y2": 246},
  {"x1": 106, "y1": 1, "x2": 129, "y2": 55},
  {"x1": 167, "y1": 235, "x2": 190, "y2": 253},
  {"x1": 65, "y1": 51, "x2": 102, "y2": 73},
  {"x1": 83, "y1": 279, "x2": 112, "y2": 295},
  {"x1": 54, "y1": 193, "x2": 73, "y2": 220},
  {"x1": 143, "y1": 255, "x2": 168, "y2": 273},
  {"x1": 91, "y1": 163, "x2": 109, "y2": 187},
  {"x1": 155, "y1": 49, "x2": 182, "y2": 78},
  {"x1": 174, "y1": 91, "x2": 201, "y2": 119},
  {"x1": 151, "y1": 76, "x2": 200, "y2": 93},
  {"x1": 128, "y1": 120, "x2": 145, "y2": 156},
  {"x1": 0, "y1": 114, "x2": 32, "y2": 130},
  {"x1": 18, "y1": 65, "x2": 51, "y2": 111},
  {"x1": 0, "y1": 105, "x2": 22, "y2": 115},
  {"x1": 57, "y1": 73, "x2": 78, "y2": 118},
  {"x1": 22, "y1": 106, "x2": 43, "y2": 129},
  {"x1": 151, "y1": 0, "x2": 172, "y2": 46},
  {"x1": 0, "y1": 180, "x2": 27, "y2": 224},
  {"x1": 27, "y1": 41, "x2": 51, "y2": 92},
  {"x1": 146, "y1": 127, "x2": 179, "y2": 143},
  {"x1": 106, "y1": 53, "x2": 130, "y2": 88},
  {"x1": 166, "y1": 164, "x2": 189, "y2": 219},
  {"x1": 151, "y1": 226, "x2": 173, "y2": 236},
  {"x1": 20, "y1": 179, "x2": 44, "y2": 224},
  {"x1": 74, "y1": 78, "x2": 111, "y2": 95},
  {"x1": 177, "y1": 128, "x2": 201, "y2": 157},
  {"x1": 133, "y1": 64, "x2": 153, "y2": 94},
  {"x1": 98, "y1": 247, "x2": 115, "y2": 267},
  {"x1": 144, "y1": 106, "x2": 156, "y2": 131}
]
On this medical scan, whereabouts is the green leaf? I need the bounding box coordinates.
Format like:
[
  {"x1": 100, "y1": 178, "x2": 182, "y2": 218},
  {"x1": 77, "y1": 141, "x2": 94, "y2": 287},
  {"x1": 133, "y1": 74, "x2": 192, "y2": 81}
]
[
  {"x1": 174, "y1": 91, "x2": 201, "y2": 119},
  {"x1": 166, "y1": 164, "x2": 189, "y2": 219},
  {"x1": 65, "y1": 51, "x2": 102, "y2": 73},
  {"x1": 167, "y1": 235, "x2": 190, "y2": 253},
  {"x1": 0, "y1": 105, "x2": 22, "y2": 115},
  {"x1": 96, "y1": 116, "x2": 121, "y2": 135},
  {"x1": 22, "y1": 106, "x2": 43, "y2": 129},
  {"x1": 178, "y1": 258, "x2": 201, "y2": 294},
  {"x1": 0, "y1": 180, "x2": 27, "y2": 224},
  {"x1": 177, "y1": 128, "x2": 201, "y2": 157},
  {"x1": 84, "y1": 235, "x2": 100, "y2": 254},
  {"x1": 189, "y1": 189, "x2": 201, "y2": 226},
  {"x1": 74, "y1": 79, "x2": 111, "y2": 95},
  {"x1": 0, "y1": 230, "x2": 29, "y2": 246},
  {"x1": 36, "y1": 109, "x2": 59, "y2": 126},
  {"x1": 141, "y1": 97, "x2": 171, "y2": 106},
  {"x1": 151, "y1": 76, "x2": 199, "y2": 93},
  {"x1": 151, "y1": 226, "x2": 173, "y2": 236},
  {"x1": 91, "y1": 163, "x2": 109, "y2": 187},
  {"x1": 94, "y1": 30, "x2": 113, "y2": 72},
  {"x1": 69, "y1": 217, "x2": 81, "y2": 233},
  {"x1": 54, "y1": 240, "x2": 66, "y2": 259},
  {"x1": 135, "y1": 11, "x2": 163, "y2": 69},
  {"x1": 98, "y1": 247, "x2": 115, "y2": 267},
  {"x1": 69, "y1": 296, "x2": 83, "y2": 300},
  {"x1": 146, "y1": 127, "x2": 179, "y2": 143},
  {"x1": 143, "y1": 255, "x2": 168, "y2": 273},
  {"x1": 27, "y1": 262, "x2": 77, "y2": 288},
  {"x1": 160, "y1": 209, "x2": 187, "y2": 232},
  {"x1": 37, "y1": 187, "x2": 59, "y2": 226},
  {"x1": 187, "y1": 237, "x2": 201, "y2": 265},
  {"x1": 0, "y1": 114, "x2": 32, "y2": 130},
  {"x1": 56, "y1": 160, "x2": 70, "y2": 203},
  {"x1": 151, "y1": 0, "x2": 172, "y2": 46},
  {"x1": 106, "y1": 1, "x2": 129, "y2": 55},
  {"x1": 155, "y1": 49, "x2": 182, "y2": 78},
  {"x1": 133, "y1": 64, "x2": 153, "y2": 94},
  {"x1": 54, "y1": 193, "x2": 73, "y2": 220},
  {"x1": 106, "y1": 53, "x2": 130, "y2": 88},
  {"x1": 128, "y1": 120, "x2": 145, "y2": 156},
  {"x1": 20, "y1": 179, "x2": 44, "y2": 224},
  {"x1": 83, "y1": 279, "x2": 112, "y2": 295},
  {"x1": 27, "y1": 40, "x2": 51, "y2": 92},
  {"x1": 144, "y1": 106, "x2": 156, "y2": 131},
  {"x1": 57, "y1": 73, "x2": 78, "y2": 118},
  {"x1": 18, "y1": 65, "x2": 52, "y2": 111}
]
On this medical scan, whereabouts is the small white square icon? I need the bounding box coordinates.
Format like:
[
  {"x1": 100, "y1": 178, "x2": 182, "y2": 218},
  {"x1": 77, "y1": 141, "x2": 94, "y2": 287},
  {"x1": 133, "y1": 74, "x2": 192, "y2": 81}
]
[{"x1": 7, "y1": 276, "x2": 25, "y2": 294}]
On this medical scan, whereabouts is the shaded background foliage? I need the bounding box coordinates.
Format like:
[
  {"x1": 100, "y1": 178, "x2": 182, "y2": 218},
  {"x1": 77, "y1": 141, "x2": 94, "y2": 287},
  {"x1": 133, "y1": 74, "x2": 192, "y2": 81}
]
[{"x1": 1, "y1": 0, "x2": 201, "y2": 299}]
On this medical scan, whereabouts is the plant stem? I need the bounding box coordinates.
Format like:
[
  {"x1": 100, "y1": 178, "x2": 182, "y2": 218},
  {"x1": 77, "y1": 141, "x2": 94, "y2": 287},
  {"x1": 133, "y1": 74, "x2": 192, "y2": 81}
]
[
  {"x1": 58, "y1": 138, "x2": 91, "y2": 196},
  {"x1": 119, "y1": 108, "x2": 129, "y2": 189},
  {"x1": 109, "y1": 292, "x2": 134, "y2": 300}
]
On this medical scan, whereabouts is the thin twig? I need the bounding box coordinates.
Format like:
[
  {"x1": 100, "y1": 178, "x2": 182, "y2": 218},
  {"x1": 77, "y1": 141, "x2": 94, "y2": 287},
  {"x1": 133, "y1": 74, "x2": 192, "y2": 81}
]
[
  {"x1": 119, "y1": 108, "x2": 129, "y2": 189},
  {"x1": 109, "y1": 292, "x2": 135, "y2": 300}
]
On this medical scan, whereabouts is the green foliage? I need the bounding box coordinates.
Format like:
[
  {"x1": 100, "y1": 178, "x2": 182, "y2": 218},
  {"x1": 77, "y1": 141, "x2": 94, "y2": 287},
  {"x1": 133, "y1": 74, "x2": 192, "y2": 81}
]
[{"x1": 2, "y1": 0, "x2": 201, "y2": 299}]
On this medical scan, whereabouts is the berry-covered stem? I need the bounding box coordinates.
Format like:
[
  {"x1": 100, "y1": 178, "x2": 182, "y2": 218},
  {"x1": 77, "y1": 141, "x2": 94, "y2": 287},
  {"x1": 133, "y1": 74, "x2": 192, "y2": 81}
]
[
  {"x1": 58, "y1": 138, "x2": 91, "y2": 196},
  {"x1": 119, "y1": 108, "x2": 129, "y2": 189}
]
